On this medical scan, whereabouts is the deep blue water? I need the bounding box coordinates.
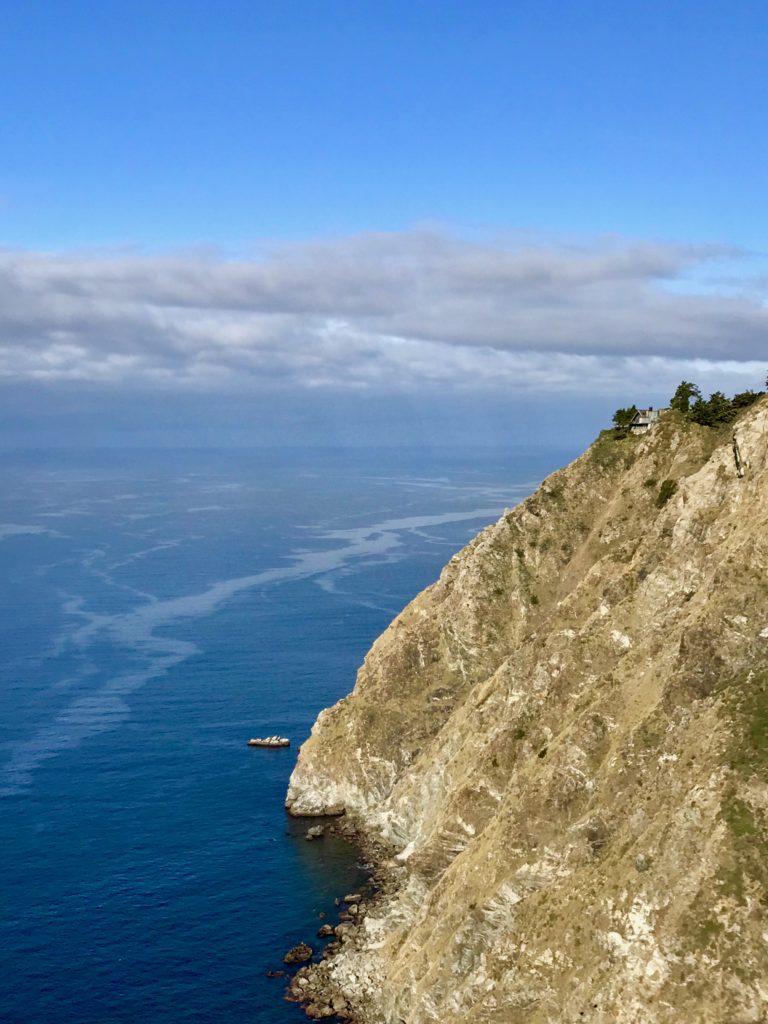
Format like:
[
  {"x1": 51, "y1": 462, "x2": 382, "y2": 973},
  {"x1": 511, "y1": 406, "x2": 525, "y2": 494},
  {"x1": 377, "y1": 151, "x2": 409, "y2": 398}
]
[{"x1": 0, "y1": 446, "x2": 571, "y2": 1024}]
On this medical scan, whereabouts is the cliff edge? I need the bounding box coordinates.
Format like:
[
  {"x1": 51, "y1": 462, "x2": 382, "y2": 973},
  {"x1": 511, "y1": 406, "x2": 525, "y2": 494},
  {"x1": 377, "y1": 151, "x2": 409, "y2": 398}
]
[{"x1": 286, "y1": 399, "x2": 768, "y2": 1024}]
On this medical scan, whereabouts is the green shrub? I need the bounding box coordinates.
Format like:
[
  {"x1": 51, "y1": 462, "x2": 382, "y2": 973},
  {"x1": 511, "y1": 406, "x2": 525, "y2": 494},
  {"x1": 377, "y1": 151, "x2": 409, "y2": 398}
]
[
  {"x1": 731, "y1": 390, "x2": 762, "y2": 411},
  {"x1": 656, "y1": 479, "x2": 677, "y2": 508}
]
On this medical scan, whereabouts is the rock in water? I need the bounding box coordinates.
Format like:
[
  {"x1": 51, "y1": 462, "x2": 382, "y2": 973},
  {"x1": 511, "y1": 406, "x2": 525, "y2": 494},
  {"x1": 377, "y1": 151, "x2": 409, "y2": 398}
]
[
  {"x1": 283, "y1": 942, "x2": 313, "y2": 965},
  {"x1": 286, "y1": 398, "x2": 768, "y2": 1024}
]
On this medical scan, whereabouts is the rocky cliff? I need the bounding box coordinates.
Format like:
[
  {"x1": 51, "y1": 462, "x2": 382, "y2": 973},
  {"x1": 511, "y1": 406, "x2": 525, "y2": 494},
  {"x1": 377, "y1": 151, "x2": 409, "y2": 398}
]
[{"x1": 286, "y1": 399, "x2": 768, "y2": 1024}]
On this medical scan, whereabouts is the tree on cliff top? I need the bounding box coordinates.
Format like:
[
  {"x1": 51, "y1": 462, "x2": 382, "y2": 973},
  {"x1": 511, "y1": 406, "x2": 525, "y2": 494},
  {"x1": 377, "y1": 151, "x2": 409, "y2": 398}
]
[
  {"x1": 690, "y1": 390, "x2": 734, "y2": 426},
  {"x1": 670, "y1": 380, "x2": 765, "y2": 428},
  {"x1": 611, "y1": 405, "x2": 638, "y2": 436},
  {"x1": 670, "y1": 381, "x2": 701, "y2": 413}
]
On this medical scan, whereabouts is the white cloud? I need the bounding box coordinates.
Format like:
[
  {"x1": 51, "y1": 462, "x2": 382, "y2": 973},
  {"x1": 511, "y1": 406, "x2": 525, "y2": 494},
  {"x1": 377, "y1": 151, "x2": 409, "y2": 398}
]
[{"x1": 0, "y1": 231, "x2": 765, "y2": 394}]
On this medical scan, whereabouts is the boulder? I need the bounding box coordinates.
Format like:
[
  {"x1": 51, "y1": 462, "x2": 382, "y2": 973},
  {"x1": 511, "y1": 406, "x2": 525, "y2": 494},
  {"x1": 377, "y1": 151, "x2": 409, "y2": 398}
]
[
  {"x1": 283, "y1": 942, "x2": 313, "y2": 964},
  {"x1": 305, "y1": 1004, "x2": 335, "y2": 1019}
]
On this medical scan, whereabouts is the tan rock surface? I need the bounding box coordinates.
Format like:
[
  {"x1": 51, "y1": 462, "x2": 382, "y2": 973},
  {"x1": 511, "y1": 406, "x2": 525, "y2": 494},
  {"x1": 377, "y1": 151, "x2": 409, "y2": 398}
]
[{"x1": 286, "y1": 400, "x2": 768, "y2": 1023}]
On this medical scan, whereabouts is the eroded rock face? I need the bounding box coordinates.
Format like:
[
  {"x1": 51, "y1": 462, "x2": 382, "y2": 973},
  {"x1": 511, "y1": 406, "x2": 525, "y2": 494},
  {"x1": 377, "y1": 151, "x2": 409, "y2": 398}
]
[{"x1": 286, "y1": 402, "x2": 768, "y2": 1024}]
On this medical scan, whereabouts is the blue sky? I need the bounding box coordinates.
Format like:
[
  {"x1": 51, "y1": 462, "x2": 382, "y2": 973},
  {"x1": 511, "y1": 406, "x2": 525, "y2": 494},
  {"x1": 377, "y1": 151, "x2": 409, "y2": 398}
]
[{"x1": 1, "y1": 1, "x2": 766, "y2": 446}]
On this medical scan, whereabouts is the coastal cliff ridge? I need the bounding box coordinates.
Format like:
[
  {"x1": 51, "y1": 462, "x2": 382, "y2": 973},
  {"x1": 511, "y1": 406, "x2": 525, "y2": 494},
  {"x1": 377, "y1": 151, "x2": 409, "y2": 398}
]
[{"x1": 286, "y1": 399, "x2": 768, "y2": 1024}]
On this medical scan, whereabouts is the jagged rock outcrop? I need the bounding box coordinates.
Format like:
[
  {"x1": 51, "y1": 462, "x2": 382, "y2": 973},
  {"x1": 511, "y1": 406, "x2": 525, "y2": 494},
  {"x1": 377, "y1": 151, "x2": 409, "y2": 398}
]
[{"x1": 286, "y1": 400, "x2": 768, "y2": 1024}]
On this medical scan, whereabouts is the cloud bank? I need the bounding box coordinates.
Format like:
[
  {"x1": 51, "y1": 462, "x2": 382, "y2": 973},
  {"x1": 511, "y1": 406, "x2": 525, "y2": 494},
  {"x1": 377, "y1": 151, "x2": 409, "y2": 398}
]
[{"x1": 0, "y1": 231, "x2": 765, "y2": 395}]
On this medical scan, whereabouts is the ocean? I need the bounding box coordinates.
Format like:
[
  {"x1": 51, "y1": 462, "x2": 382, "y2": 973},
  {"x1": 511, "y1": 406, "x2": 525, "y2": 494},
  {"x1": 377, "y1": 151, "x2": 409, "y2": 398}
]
[{"x1": 0, "y1": 446, "x2": 572, "y2": 1024}]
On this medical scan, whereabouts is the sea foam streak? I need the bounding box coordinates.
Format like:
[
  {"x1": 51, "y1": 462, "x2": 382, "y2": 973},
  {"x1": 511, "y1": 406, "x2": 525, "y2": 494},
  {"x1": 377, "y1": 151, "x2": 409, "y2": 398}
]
[{"x1": 1, "y1": 507, "x2": 502, "y2": 795}]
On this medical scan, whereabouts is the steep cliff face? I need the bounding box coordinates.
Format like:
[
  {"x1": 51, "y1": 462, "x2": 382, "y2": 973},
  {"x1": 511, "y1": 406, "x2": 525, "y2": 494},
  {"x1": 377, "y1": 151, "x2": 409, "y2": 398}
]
[{"x1": 286, "y1": 400, "x2": 768, "y2": 1024}]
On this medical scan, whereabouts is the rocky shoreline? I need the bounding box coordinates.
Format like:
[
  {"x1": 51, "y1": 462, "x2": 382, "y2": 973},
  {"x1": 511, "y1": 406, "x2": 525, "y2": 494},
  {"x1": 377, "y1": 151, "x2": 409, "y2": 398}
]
[{"x1": 279, "y1": 817, "x2": 396, "y2": 1022}]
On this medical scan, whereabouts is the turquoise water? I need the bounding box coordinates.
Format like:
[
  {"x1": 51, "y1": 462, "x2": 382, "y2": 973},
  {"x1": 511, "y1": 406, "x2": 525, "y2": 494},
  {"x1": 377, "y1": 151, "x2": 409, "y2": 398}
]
[{"x1": 0, "y1": 447, "x2": 570, "y2": 1023}]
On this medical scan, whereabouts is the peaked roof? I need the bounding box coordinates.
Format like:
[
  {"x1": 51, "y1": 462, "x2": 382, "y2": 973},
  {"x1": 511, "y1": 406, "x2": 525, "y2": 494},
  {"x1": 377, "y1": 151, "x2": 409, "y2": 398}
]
[{"x1": 631, "y1": 407, "x2": 665, "y2": 422}]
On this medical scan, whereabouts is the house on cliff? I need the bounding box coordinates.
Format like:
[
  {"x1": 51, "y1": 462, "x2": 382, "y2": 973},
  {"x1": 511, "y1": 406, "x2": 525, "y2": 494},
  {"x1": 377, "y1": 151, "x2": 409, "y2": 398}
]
[{"x1": 629, "y1": 407, "x2": 667, "y2": 434}]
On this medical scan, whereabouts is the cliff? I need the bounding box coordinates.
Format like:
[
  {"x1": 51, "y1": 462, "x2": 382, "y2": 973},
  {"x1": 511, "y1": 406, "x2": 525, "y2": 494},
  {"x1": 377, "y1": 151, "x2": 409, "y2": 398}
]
[{"x1": 286, "y1": 399, "x2": 768, "y2": 1024}]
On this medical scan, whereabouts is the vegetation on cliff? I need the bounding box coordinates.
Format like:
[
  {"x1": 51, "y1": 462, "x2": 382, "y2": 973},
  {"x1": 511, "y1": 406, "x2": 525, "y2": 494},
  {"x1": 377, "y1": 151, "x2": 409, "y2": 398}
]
[
  {"x1": 612, "y1": 379, "x2": 765, "y2": 439},
  {"x1": 678, "y1": 380, "x2": 764, "y2": 427}
]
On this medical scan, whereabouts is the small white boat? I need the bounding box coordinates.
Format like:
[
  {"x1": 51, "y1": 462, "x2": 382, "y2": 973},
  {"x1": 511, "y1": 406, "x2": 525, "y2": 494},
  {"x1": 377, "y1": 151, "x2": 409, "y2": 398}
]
[{"x1": 247, "y1": 736, "x2": 290, "y2": 748}]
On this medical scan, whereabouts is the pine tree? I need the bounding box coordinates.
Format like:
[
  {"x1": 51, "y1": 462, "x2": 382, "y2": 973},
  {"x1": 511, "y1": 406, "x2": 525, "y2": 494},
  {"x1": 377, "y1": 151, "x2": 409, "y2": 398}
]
[
  {"x1": 670, "y1": 381, "x2": 701, "y2": 413},
  {"x1": 611, "y1": 405, "x2": 638, "y2": 435}
]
